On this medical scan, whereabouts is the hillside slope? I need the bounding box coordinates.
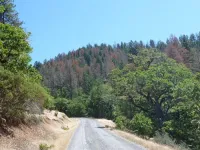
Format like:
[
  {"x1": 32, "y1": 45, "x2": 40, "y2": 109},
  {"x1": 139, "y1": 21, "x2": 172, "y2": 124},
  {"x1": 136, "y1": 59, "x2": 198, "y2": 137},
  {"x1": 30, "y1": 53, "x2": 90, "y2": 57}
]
[
  {"x1": 36, "y1": 44, "x2": 128, "y2": 98},
  {"x1": 0, "y1": 110, "x2": 79, "y2": 150},
  {"x1": 35, "y1": 33, "x2": 200, "y2": 99}
]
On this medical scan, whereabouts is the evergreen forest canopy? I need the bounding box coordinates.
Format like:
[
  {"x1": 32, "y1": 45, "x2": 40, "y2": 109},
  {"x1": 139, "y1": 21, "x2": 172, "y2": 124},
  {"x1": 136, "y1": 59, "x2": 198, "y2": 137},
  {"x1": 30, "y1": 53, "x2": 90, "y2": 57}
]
[{"x1": 0, "y1": 0, "x2": 199, "y2": 150}]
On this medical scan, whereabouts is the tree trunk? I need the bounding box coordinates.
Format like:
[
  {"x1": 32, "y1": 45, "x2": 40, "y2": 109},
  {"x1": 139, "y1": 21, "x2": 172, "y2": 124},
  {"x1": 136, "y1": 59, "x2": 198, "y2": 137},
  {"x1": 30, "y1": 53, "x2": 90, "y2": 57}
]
[{"x1": 155, "y1": 102, "x2": 165, "y2": 128}]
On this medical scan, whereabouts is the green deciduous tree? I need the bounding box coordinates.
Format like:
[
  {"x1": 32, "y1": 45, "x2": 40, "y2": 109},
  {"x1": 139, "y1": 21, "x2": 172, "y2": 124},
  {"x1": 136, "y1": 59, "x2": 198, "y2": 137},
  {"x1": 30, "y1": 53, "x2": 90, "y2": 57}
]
[
  {"x1": 89, "y1": 84, "x2": 115, "y2": 119},
  {"x1": 0, "y1": 23, "x2": 32, "y2": 71},
  {"x1": 164, "y1": 79, "x2": 200, "y2": 149},
  {"x1": 110, "y1": 49, "x2": 200, "y2": 149},
  {"x1": 111, "y1": 49, "x2": 193, "y2": 127}
]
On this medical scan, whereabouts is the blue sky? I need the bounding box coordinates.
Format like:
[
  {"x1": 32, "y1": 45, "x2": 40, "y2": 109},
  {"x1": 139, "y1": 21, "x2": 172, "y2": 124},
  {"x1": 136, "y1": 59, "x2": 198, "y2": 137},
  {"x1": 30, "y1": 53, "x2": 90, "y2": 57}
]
[{"x1": 15, "y1": 0, "x2": 200, "y2": 63}]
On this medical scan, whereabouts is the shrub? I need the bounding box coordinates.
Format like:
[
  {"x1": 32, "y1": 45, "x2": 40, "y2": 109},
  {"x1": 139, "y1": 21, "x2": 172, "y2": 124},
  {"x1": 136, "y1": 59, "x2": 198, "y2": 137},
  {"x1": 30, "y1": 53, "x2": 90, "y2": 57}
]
[
  {"x1": 24, "y1": 114, "x2": 43, "y2": 125},
  {"x1": 115, "y1": 115, "x2": 129, "y2": 129},
  {"x1": 61, "y1": 126, "x2": 69, "y2": 130},
  {"x1": 0, "y1": 67, "x2": 50, "y2": 133},
  {"x1": 43, "y1": 97, "x2": 54, "y2": 110},
  {"x1": 154, "y1": 131, "x2": 176, "y2": 147},
  {"x1": 154, "y1": 132, "x2": 190, "y2": 150},
  {"x1": 39, "y1": 143, "x2": 54, "y2": 150},
  {"x1": 54, "y1": 98, "x2": 68, "y2": 114},
  {"x1": 67, "y1": 100, "x2": 87, "y2": 117},
  {"x1": 129, "y1": 113, "x2": 153, "y2": 137}
]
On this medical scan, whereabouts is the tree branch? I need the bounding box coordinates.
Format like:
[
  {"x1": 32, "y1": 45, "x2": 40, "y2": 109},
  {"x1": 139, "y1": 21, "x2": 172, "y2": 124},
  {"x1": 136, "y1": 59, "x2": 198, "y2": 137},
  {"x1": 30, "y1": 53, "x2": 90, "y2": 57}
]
[{"x1": 128, "y1": 95, "x2": 150, "y2": 113}]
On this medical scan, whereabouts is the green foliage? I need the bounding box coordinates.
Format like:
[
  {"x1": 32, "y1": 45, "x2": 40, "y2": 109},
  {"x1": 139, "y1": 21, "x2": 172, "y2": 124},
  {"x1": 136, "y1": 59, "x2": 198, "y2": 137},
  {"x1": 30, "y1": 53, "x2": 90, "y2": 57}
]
[
  {"x1": 0, "y1": 23, "x2": 32, "y2": 71},
  {"x1": 129, "y1": 113, "x2": 153, "y2": 137},
  {"x1": 162, "y1": 79, "x2": 200, "y2": 149},
  {"x1": 43, "y1": 96, "x2": 54, "y2": 110},
  {"x1": 0, "y1": 5, "x2": 5, "y2": 13},
  {"x1": 111, "y1": 49, "x2": 193, "y2": 126},
  {"x1": 67, "y1": 100, "x2": 87, "y2": 117},
  {"x1": 0, "y1": 0, "x2": 23, "y2": 26},
  {"x1": 0, "y1": 18, "x2": 52, "y2": 135},
  {"x1": 82, "y1": 72, "x2": 93, "y2": 94},
  {"x1": 115, "y1": 115, "x2": 129, "y2": 129},
  {"x1": 0, "y1": 67, "x2": 50, "y2": 131},
  {"x1": 53, "y1": 94, "x2": 88, "y2": 117},
  {"x1": 39, "y1": 143, "x2": 54, "y2": 150},
  {"x1": 84, "y1": 52, "x2": 91, "y2": 66},
  {"x1": 112, "y1": 98, "x2": 136, "y2": 120},
  {"x1": 130, "y1": 48, "x2": 168, "y2": 70},
  {"x1": 110, "y1": 49, "x2": 200, "y2": 149},
  {"x1": 31, "y1": 30, "x2": 200, "y2": 149},
  {"x1": 88, "y1": 84, "x2": 115, "y2": 119},
  {"x1": 53, "y1": 98, "x2": 68, "y2": 114}
]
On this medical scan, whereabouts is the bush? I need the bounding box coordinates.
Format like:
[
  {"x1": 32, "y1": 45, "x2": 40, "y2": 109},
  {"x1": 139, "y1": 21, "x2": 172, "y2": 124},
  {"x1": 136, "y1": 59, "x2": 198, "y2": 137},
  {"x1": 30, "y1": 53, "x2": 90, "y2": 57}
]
[
  {"x1": 53, "y1": 96, "x2": 88, "y2": 117},
  {"x1": 129, "y1": 113, "x2": 153, "y2": 137},
  {"x1": 39, "y1": 143, "x2": 54, "y2": 150},
  {"x1": 61, "y1": 126, "x2": 69, "y2": 130},
  {"x1": 0, "y1": 67, "x2": 50, "y2": 133},
  {"x1": 43, "y1": 96, "x2": 54, "y2": 110},
  {"x1": 54, "y1": 98, "x2": 68, "y2": 114},
  {"x1": 23, "y1": 113, "x2": 43, "y2": 125},
  {"x1": 154, "y1": 131, "x2": 176, "y2": 147},
  {"x1": 115, "y1": 115, "x2": 129, "y2": 129},
  {"x1": 67, "y1": 100, "x2": 87, "y2": 117}
]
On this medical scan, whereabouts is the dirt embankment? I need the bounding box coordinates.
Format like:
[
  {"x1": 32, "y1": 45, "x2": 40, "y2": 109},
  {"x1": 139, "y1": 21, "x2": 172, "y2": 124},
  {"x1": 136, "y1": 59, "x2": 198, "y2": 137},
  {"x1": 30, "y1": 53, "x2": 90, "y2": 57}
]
[
  {"x1": 98, "y1": 119, "x2": 175, "y2": 150},
  {"x1": 0, "y1": 110, "x2": 79, "y2": 150}
]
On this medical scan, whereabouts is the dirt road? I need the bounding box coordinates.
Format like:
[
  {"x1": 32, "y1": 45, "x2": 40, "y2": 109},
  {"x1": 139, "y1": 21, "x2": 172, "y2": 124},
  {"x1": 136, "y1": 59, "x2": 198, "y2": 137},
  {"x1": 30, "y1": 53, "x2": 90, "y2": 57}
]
[{"x1": 67, "y1": 118, "x2": 145, "y2": 150}]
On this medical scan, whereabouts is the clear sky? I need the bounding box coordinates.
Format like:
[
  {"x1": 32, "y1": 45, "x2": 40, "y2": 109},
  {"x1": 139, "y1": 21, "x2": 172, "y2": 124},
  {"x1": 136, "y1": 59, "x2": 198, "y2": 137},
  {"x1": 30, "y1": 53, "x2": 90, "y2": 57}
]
[{"x1": 15, "y1": 0, "x2": 200, "y2": 63}]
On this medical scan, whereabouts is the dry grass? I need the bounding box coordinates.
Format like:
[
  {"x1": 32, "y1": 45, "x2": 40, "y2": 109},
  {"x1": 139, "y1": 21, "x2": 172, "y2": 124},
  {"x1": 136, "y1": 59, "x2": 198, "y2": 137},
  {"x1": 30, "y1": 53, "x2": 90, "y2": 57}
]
[
  {"x1": 0, "y1": 110, "x2": 79, "y2": 150},
  {"x1": 113, "y1": 130, "x2": 176, "y2": 150},
  {"x1": 97, "y1": 118, "x2": 176, "y2": 150},
  {"x1": 97, "y1": 118, "x2": 116, "y2": 128}
]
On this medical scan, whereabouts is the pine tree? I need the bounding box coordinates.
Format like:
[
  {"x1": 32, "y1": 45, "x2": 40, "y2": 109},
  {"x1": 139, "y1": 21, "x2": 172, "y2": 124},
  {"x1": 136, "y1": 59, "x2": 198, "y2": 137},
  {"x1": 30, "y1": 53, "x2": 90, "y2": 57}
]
[{"x1": 0, "y1": 0, "x2": 23, "y2": 27}]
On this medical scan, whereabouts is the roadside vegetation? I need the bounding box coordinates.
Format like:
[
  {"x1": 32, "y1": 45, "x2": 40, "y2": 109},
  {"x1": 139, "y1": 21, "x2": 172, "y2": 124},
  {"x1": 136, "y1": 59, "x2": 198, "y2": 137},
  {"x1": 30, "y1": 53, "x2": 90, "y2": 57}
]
[
  {"x1": 0, "y1": 0, "x2": 52, "y2": 134},
  {"x1": 0, "y1": 1, "x2": 200, "y2": 150},
  {"x1": 39, "y1": 143, "x2": 54, "y2": 150}
]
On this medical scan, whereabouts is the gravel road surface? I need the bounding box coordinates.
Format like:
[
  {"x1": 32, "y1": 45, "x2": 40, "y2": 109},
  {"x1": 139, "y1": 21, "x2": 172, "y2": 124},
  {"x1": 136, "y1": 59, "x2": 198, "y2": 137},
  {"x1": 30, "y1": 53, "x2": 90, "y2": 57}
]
[{"x1": 67, "y1": 118, "x2": 146, "y2": 150}]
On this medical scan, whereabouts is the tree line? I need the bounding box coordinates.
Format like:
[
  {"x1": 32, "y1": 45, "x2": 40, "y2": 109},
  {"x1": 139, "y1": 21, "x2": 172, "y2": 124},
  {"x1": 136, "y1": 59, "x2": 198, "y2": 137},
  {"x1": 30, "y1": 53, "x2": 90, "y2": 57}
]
[{"x1": 36, "y1": 32, "x2": 200, "y2": 100}]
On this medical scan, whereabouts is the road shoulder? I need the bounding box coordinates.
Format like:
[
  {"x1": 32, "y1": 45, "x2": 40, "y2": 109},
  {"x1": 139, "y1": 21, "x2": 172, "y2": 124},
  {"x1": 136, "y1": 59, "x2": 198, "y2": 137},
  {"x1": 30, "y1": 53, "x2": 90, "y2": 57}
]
[{"x1": 97, "y1": 119, "x2": 175, "y2": 150}]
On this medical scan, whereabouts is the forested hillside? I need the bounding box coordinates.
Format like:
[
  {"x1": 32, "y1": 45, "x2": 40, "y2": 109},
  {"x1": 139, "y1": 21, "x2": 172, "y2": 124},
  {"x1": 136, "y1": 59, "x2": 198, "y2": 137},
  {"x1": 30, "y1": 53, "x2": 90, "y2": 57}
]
[
  {"x1": 35, "y1": 44, "x2": 128, "y2": 98},
  {"x1": 35, "y1": 33, "x2": 200, "y2": 150},
  {"x1": 36, "y1": 33, "x2": 200, "y2": 99}
]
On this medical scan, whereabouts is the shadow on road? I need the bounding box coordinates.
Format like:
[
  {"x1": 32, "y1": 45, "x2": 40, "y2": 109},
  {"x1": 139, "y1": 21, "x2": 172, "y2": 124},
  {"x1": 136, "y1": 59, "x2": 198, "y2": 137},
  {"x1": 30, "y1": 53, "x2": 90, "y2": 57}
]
[{"x1": 96, "y1": 126, "x2": 106, "y2": 128}]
